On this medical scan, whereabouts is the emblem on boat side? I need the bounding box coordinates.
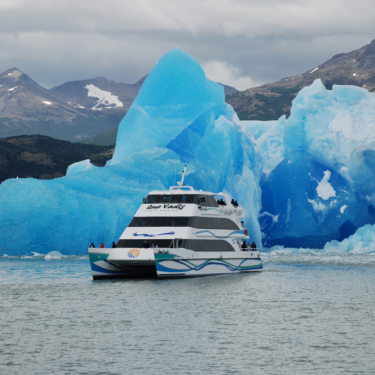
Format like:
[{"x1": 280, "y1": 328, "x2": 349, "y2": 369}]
[{"x1": 127, "y1": 249, "x2": 140, "y2": 258}]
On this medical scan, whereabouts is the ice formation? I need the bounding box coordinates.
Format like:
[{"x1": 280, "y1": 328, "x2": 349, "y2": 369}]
[
  {"x1": 324, "y1": 224, "x2": 375, "y2": 253},
  {"x1": 0, "y1": 48, "x2": 262, "y2": 256},
  {"x1": 250, "y1": 79, "x2": 375, "y2": 248},
  {"x1": 3, "y1": 49, "x2": 375, "y2": 254}
]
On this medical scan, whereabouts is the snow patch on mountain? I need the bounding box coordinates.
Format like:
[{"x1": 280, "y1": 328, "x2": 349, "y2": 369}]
[
  {"x1": 85, "y1": 84, "x2": 123, "y2": 110},
  {"x1": 8, "y1": 86, "x2": 17, "y2": 91},
  {"x1": 42, "y1": 101, "x2": 51, "y2": 105}
]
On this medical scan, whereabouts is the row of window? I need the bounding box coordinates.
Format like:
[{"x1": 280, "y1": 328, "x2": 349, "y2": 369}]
[
  {"x1": 128, "y1": 216, "x2": 240, "y2": 230},
  {"x1": 144, "y1": 194, "x2": 219, "y2": 207},
  {"x1": 116, "y1": 239, "x2": 235, "y2": 252}
]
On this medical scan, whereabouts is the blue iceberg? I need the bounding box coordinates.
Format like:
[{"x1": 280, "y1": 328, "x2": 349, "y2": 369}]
[
  {"x1": 324, "y1": 224, "x2": 375, "y2": 253},
  {"x1": 0, "y1": 48, "x2": 262, "y2": 256},
  {"x1": 251, "y1": 79, "x2": 375, "y2": 248}
]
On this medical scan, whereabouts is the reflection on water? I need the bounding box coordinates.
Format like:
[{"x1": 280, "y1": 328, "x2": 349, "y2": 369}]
[{"x1": 1, "y1": 257, "x2": 374, "y2": 375}]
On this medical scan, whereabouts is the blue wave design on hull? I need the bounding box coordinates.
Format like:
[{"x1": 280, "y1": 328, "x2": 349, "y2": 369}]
[
  {"x1": 193, "y1": 230, "x2": 245, "y2": 238},
  {"x1": 133, "y1": 231, "x2": 175, "y2": 237},
  {"x1": 90, "y1": 263, "x2": 127, "y2": 274},
  {"x1": 156, "y1": 259, "x2": 262, "y2": 273}
]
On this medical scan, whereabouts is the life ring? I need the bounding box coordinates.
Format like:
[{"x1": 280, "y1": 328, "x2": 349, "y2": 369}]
[{"x1": 244, "y1": 229, "x2": 248, "y2": 236}]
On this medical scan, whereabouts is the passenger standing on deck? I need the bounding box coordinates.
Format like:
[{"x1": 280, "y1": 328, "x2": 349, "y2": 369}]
[
  {"x1": 112, "y1": 242, "x2": 117, "y2": 248},
  {"x1": 247, "y1": 243, "x2": 250, "y2": 251},
  {"x1": 251, "y1": 242, "x2": 257, "y2": 251},
  {"x1": 141, "y1": 241, "x2": 150, "y2": 248},
  {"x1": 89, "y1": 242, "x2": 95, "y2": 248},
  {"x1": 241, "y1": 240, "x2": 246, "y2": 250},
  {"x1": 100, "y1": 242, "x2": 104, "y2": 248}
]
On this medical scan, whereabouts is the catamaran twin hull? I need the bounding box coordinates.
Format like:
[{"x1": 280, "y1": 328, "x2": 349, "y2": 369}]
[{"x1": 89, "y1": 248, "x2": 263, "y2": 279}]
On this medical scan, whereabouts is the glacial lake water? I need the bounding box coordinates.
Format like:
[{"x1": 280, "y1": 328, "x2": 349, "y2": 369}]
[{"x1": 1, "y1": 252, "x2": 375, "y2": 375}]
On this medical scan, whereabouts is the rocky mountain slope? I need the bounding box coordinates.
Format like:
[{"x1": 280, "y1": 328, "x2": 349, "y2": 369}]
[
  {"x1": 0, "y1": 135, "x2": 113, "y2": 183},
  {"x1": 0, "y1": 68, "x2": 139, "y2": 142},
  {"x1": 227, "y1": 39, "x2": 375, "y2": 120},
  {"x1": 0, "y1": 68, "x2": 237, "y2": 143}
]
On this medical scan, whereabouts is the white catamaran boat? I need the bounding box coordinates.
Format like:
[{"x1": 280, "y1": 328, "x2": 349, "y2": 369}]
[{"x1": 89, "y1": 166, "x2": 262, "y2": 279}]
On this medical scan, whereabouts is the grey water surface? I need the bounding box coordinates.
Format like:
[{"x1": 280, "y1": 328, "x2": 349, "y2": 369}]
[{"x1": 1, "y1": 255, "x2": 374, "y2": 375}]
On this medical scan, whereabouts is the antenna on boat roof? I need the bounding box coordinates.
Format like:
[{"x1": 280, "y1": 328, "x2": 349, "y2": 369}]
[{"x1": 177, "y1": 165, "x2": 187, "y2": 186}]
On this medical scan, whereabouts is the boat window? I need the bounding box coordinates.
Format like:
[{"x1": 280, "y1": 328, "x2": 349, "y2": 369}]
[
  {"x1": 128, "y1": 217, "x2": 239, "y2": 230},
  {"x1": 158, "y1": 195, "x2": 172, "y2": 203},
  {"x1": 198, "y1": 196, "x2": 207, "y2": 204},
  {"x1": 208, "y1": 196, "x2": 219, "y2": 207},
  {"x1": 197, "y1": 195, "x2": 219, "y2": 207},
  {"x1": 171, "y1": 195, "x2": 179, "y2": 203},
  {"x1": 116, "y1": 239, "x2": 173, "y2": 248},
  {"x1": 144, "y1": 195, "x2": 196, "y2": 204},
  {"x1": 128, "y1": 217, "x2": 190, "y2": 227},
  {"x1": 190, "y1": 217, "x2": 239, "y2": 230},
  {"x1": 181, "y1": 239, "x2": 234, "y2": 252},
  {"x1": 144, "y1": 195, "x2": 158, "y2": 203}
]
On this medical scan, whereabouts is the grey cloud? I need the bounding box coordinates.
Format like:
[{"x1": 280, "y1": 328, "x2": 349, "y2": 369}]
[{"x1": 0, "y1": 0, "x2": 374, "y2": 90}]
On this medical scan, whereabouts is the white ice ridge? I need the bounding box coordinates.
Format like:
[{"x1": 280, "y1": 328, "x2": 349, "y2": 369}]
[
  {"x1": 85, "y1": 84, "x2": 123, "y2": 110},
  {"x1": 66, "y1": 159, "x2": 98, "y2": 176},
  {"x1": 4, "y1": 73, "x2": 12, "y2": 78},
  {"x1": 340, "y1": 205, "x2": 347, "y2": 213},
  {"x1": 316, "y1": 171, "x2": 336, "y2": 200},
  {"x1": 310, "y1": 67, "x2": 318, "y2": 74},
  {"x1": 8, "y1": 86, "x2": 17, "y2": 91},
  {"x1": 43, "y1": 101, "x2": 51, "y2": 105}
]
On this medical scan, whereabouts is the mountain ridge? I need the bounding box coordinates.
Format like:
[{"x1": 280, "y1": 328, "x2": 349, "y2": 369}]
[
  {"x1": 227, "y1": 39, "x2": 375, "y2": 120},
  {"x1": 0, "y1": 68, "x2": 237, "y2": 142}
]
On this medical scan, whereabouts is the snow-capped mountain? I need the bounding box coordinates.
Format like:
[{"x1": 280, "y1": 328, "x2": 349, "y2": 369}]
[
  {"x1": 0, "y1": 68, "x2": 80, "y2": 121},
  {"x1": 50, "y1": 76, "x2": 146, "y2": 114},
  {"x1": 0, "y1": 69, "x2": 142, "y2": 141}
]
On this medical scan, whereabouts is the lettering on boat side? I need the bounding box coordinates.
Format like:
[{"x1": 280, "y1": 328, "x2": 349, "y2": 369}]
[{"x1": 146, "y1": 204, "x2": 185, "y2": 210}]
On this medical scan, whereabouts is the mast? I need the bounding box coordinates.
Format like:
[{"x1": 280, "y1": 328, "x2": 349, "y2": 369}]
[{"x1": 177, "y1": 165, "x2": 187, "y2": 186}]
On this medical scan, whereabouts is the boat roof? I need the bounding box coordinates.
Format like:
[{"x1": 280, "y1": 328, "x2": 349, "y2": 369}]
[{"x1": 147, "y1": 186, "x2": 227, "y2": 196}]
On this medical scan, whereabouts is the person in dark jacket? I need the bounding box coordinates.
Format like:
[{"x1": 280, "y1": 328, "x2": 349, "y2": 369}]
[
  {"x1": 89, "y1": 242, "x2": 95, "y2": 248},
  {"x1": 112, "y1": 242, "x2": 117, "y2": 248},
  {"x1": 141, "y1": 241, "x2": 150, "y2": 248},
  {"x1": 241, "y1": 241, "x2": 247, "y2": 250},
  {"x1": 251, "y1": 242, "x2": 257, "y2": 251}
]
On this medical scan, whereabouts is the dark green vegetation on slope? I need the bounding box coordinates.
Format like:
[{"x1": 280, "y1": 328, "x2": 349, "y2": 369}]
[
  {"x1": 0, "y1": 135, "x2": 114, "y2": 183},
  {"x1": 0, "y1": 114, "x2": 122, "y2": 142},
  {"x1": 227, "y1": 39, "x2": 375, "y2": 120},
  {"x1": 81, "y1": 128, "x2": 118, "y2": 146}
]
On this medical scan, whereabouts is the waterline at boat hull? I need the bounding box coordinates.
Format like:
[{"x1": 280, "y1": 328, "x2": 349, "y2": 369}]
[{"x1": 89, "y1": 248, "x2": 262, "y2": 280}]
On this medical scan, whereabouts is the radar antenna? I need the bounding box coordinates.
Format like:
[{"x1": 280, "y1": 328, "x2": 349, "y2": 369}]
[{"x1": 177, "y1": 165, "x2": 187, "y2": 186}]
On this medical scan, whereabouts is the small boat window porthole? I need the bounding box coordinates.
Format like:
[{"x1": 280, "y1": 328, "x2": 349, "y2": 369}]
[{"x1": 198, "y1": 196, "x2": 207, "y2": 204}]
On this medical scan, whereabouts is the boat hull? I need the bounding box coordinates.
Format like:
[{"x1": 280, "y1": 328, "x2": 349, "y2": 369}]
[
  {"x1": 89, "y1": 248, "x2": 262, "y2": 280},
  {"x1": 156, "y1": 257, "x2": 262, "y2": 278}
]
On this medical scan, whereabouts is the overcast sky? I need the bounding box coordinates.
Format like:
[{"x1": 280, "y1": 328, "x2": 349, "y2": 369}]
[{"x1": 1, "y1": 0, "x2": 375, "y2": 91}]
